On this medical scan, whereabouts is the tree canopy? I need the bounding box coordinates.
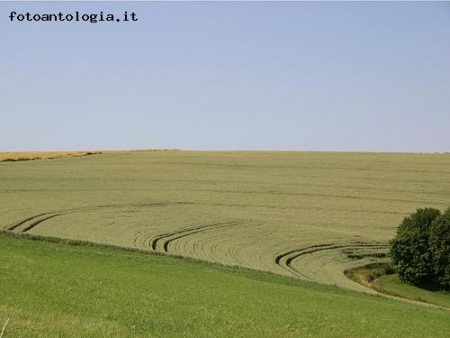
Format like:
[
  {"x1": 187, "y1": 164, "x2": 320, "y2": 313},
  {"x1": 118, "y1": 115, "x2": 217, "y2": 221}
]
[{"x1": 390, "y1": 207, "x2": 450, "y2": 290}]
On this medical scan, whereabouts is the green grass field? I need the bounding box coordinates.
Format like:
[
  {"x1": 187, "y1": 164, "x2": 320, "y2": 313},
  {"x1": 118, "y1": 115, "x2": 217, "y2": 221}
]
[
  {"x1": 376, "y1": 274, "x2": 450, "y2": 308},
  {"x1": 1, "y1": 151, "x2": 449, "y2": 293},
  {"x1": 1, "y1": 232, "x2": 449, "y2": 338},
  {"x1": 345, "y1": 263, "x2": 450, "y2": 309}
]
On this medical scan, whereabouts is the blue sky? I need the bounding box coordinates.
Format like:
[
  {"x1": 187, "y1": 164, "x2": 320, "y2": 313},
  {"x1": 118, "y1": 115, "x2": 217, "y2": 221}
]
[{"x1": 1, "y1": 2, "x2": 449, "y2": 152}]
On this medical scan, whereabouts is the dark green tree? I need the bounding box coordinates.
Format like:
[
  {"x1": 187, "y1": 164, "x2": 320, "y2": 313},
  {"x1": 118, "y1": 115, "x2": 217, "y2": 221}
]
[
  {"x1": 389, "y1": 208, "x2": 441, "y2": 288},
  {"x1": 429, "y1": 208, "x2": 450, "y2": 289}
]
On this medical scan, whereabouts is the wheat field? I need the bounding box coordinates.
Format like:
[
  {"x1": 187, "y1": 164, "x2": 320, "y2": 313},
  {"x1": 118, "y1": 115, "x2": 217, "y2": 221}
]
[
  {"x1": 0, "y1": 151, "x2": 101, "y2": 162},
  {"x1": 1, "y1": 150, "x2": 449, "y2": 291}
]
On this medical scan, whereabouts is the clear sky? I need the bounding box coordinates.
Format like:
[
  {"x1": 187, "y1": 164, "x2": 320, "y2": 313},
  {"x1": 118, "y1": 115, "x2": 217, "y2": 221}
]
[{"x1": 1, "y1": 2, "x2": 449, "y2": 152}]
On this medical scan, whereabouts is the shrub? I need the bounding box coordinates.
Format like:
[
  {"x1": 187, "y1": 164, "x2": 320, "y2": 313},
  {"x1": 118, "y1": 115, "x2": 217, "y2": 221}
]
[{"x1": 383, "y1": 263, "x2": 396, "y2": 275}]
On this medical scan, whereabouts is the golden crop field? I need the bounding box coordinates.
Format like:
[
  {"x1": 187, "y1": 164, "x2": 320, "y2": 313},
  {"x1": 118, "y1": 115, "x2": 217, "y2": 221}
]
[
  {"x1": 1, "y1": 150, "x2": 449, "y2": 292},
  {"x1": 0, "y1": 151, "x2": 100, "y2": 162}
]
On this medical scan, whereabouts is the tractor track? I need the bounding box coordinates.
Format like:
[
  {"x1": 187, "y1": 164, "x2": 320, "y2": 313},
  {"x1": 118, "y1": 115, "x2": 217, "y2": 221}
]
[
  {"x1": 275, "y1": 242, "x2": 389, "y2": 279},
  {"x1": 7, "y1": 212, "x2": 58, "y2": 231},
  {"x1": 149, "y1": 220, "x2": 243, "y2": 253},
  {"x1": 5, "y1": 202, "x2": 191, "y2": 233}
]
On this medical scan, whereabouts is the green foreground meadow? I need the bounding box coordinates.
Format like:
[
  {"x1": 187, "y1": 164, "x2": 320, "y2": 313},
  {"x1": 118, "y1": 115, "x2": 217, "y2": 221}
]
[{"x1": 1, "y1": 232, "x2": 449, "y2": 338}]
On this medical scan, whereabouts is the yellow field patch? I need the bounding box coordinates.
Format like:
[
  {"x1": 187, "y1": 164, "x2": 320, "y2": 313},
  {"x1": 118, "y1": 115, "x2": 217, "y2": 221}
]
[{"x1": 0, "y1": 151, "x2": 101, "y2": 162}]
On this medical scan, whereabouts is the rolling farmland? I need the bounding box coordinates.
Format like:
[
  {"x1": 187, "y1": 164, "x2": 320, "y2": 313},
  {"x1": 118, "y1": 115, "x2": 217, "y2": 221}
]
[
  {"x1": 1, "y1": 150, "x2": 449, "y2": 292},
  {"x1": 1, "y1": 233, "x2": 450, "y2": 337}
]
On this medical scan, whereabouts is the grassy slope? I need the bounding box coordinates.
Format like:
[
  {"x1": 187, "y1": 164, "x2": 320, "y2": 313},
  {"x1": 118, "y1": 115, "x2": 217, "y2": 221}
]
[
  {"x1": 376, "y1": 275, "x2": 450, "y2": 309},
  {"x1": 1, "y1": 151, "x2": 449, "y2": 290},
  {"x1": 346, "y1": 264, "x2": 450, "y2": 309},
  {"x1": 0, "y1": 233, "x2": 449, "y2": 338}
]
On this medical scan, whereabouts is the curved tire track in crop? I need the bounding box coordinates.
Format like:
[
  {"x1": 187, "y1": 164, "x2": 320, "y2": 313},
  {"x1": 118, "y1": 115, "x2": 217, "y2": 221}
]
[
  {"x1": 5, "y1": 202, "x2": 191, "y2": 233},
  {"x1": 170, "y1": 221, "x2": 266, "y2": 266},
  {"x1": 7, "y1": 212, "x2": 61, "y2": 232},
  {"x1": 148, "y1": 220, "x2": 243, "y2": 253},
  {"x1": 275, "y1": 242, "x2": 389, "y2": 290},
  {"x1": 6, "y1": 210, "x2": 82, "y2": 233}
]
